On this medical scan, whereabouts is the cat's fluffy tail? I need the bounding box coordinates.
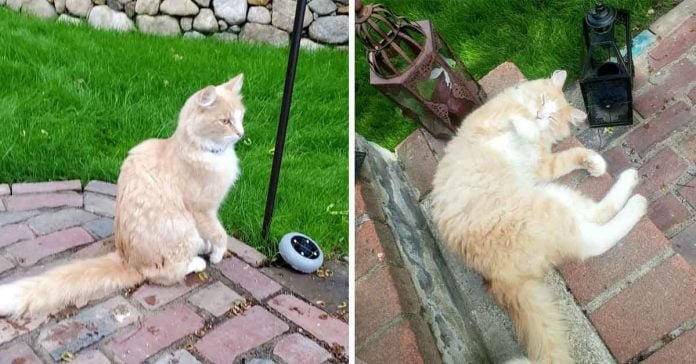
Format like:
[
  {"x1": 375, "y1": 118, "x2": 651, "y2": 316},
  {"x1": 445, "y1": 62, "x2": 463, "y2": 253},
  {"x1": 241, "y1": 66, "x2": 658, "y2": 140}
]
[
  {"x1": 490, "y1": 278, "x2": 572, "y2": 364},
  {"x1": 0, "y1": 252, "x2": 144, "y2": 317}
]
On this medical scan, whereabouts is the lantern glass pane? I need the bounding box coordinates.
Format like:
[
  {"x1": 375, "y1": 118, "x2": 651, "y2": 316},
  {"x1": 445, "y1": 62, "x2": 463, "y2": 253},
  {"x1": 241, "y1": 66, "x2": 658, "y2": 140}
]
[{"x1": 391, "y1": 89, "x2": 426, "y2": 122}]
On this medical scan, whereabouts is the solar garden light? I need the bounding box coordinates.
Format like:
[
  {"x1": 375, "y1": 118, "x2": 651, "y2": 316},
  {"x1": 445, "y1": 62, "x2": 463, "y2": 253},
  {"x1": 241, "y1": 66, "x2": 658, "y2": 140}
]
[
  {"x1": 580, "y1": 2, "x2": 634, "y2": 128},
  {"x1": 260, "y1": 0, "x2": 323, "y2": 274},
  {"x1": 355, "y1": 0, "x2": 485, "y2": 140}
]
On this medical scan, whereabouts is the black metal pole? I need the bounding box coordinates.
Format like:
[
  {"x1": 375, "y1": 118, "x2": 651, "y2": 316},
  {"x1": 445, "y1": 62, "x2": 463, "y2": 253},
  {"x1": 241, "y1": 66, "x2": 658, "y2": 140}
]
[{"x1": 261, "y1": 0, "x2": 307, "y2": 240}]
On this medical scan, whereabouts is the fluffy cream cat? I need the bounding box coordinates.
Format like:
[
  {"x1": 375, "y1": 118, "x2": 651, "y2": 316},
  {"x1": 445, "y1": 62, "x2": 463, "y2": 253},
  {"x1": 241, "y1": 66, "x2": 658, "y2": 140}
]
[
  {"x1": 0, "y1": 75, "x2": 245, "y2": 317},
  {"x1": 431, "y1": 70, "x2": 646, "y2": 363}
]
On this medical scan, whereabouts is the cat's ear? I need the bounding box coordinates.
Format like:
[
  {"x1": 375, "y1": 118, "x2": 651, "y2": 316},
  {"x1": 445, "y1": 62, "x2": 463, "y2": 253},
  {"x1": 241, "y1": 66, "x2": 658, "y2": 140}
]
[
  {"x1": 570, "y1": 107, "x2": 587, "y2": 125},
  {"x1": 198, "y1": 86, "x2": 217, "y2": 107},
  {"x1": 224, "y1": 74, "x2": 244, "y2": 94},
  {"x1": 551, "y1": 70, "x2": 567, "y2": 88}
]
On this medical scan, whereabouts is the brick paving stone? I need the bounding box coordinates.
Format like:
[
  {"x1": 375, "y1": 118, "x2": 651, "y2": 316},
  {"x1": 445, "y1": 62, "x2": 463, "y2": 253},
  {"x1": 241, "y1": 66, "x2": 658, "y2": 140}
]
[
  {"x1": 188, "y1": 281, "x2": 243, "y2": 316},
  {"x1": 635, "y1": 58, "x2": 696, "y2": 117},
  {"x1": 479, "y1": 61, "x2": 526, "y2": 97},
  {"x1": 357, "y1": 319, "x2": 427, "y2": 364},
  {"x1": 421, "y1": 128, "x2": 448, "y2": 160},
  {"x1": 396, "y1": 129, "x2": 438, "y2": 200},
  {"x1": 27, "y1": 208, "x2": 98, "y2": 235},
  {"x1": 0, "y1": 210, "x2": 40, "y2": 227},
  {"x1": 6, "y1": 227, "x2": 93, "y2": 266},
  {"x1": 589, "y1": 255, "x2": 696, "y2": 363},
  {"x1": 268, "y1": 294, "x2": 348, "y2": 348},
  {"x1": 356, "y1": 219, "x2": 388, "y2": 278},
  {"x1": 625, "y1": 102, "x2": 692, "y2": 154},
  {"x1": 671, "y1": 223, "x2": 696, "y2": 267},
  {"x1": 679, "y1": 133, "x2": 696, "y2": 162},
  {"x1": 602, "y1": 146, "x2": 633, "y2": 178},
  {"x1": 273, "y1": 333, "x2": 331, "y2": 364},
  {"x1": 70, "y1": 350, "x2": 111, "y2": 364},
  {"x1": 84, "y1": 192, "x2": 115, "y2": 217},
  {"x1": 356, "y1": 183, "x2": 367, "y2": 217},
  {"x1": 0, "y1": 315, "x2": 47, "y2": 345},
  {"x1": 218, "y1": 256, "x2": 281, "y2": 300},
  {"x1": 649, "y1": 0, "x2": 696, "y2": 37},
  {"x1": 196, "y1": 306, "x2": 289, "y2": 364},
  {"x1": 0, "y1": 200, "x2": 4, "y2": 212},
  {"x1": 2, "y1": 191, "x2": 83, "y2": 211},
  {"x1": 647, "y1": 193, "x2": 690, "y2": 232},
  {"x1": 0, "y1": 256, "x2": 14, "y2": 274},
  {"x1": 133, "y1": 274, "x2": 205, "y2": 310},
  {"x1": 648, "y1": 16, "x2": 696, "y2": 70},
  {"x1": 0, "y1": 223, "x2": 34, "y2": 248},
  {"x1": 72, "y1": 238, "x2": 115, "y2": 259},
  {"x1": 83, "y1": 217, "x2": 114, "y2": 239},
  {"x1": 227, "y1": 236, "x2": 266, "y2": 267},
  {"x1": 85, "y1": 180, "x2": 117, "y2": 196},
  {"x1": 576, "y1": 173, "x2": 614, "y2": 201},
  {"x1": 636, "y1": 148, "x2": 689, "y2": 197},
  {"x1": 38, "y1": 297, "x2": 141, "y2": 361},
  {"x1": 0, "y1": 184, "x2": 9, "y2": 196},
  {"x1": 106, "y1": 304, "x2": 203, "y2": 364},
  {"x1": 643, "y1": 325, "x2": 696, "y2": 363},
  {"x1": 560, "y1": 218, "x2": 669, "y2": 305},
  {"x1": 689, "y1": 86, "x2": 696, "y2": 103},
  {"x1": 261, "y1": 260, "x2": 349, "y2": 315},
  {"x1": 356, "y1": 266, "x2": 421, "y2": 343},
  {"x1": 679, "y1": 176, "x2": 696, "y2": 207},
  {"x1": 153, "y1": 349, "x2": 202, "y2": 364},
  {"x1": 0, "y1": 342, "x2": 42, "y2": 364},
  {"x1": 11, "y1": 180, "x2": 81, "y2": 194}
]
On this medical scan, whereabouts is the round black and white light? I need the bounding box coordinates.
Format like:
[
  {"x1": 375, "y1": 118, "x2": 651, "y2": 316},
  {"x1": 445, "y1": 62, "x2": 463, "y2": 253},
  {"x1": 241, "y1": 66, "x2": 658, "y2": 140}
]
[{"x1": 279, "y1": 232, "x2": 324, "y2": 274}]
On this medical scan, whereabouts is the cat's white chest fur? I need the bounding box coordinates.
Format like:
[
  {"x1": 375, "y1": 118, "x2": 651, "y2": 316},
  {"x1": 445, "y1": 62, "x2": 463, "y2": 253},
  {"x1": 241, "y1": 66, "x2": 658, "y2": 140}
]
[
  {"x1": 200, "y1": 147, "x2": 240, "y2": 187},
  {"x1": 488, "y1": 132, "x2": 539, "y2": 184}
]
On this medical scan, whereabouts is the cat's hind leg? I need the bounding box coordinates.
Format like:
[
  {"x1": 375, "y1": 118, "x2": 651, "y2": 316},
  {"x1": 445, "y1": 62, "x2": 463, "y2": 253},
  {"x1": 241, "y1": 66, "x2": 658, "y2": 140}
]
[
  {"x1": 578, "y1": 194, "x2": 647, "y2": 259},
  {"x1": 592, "y1": 169, "x2": 639, "y2": 223}
]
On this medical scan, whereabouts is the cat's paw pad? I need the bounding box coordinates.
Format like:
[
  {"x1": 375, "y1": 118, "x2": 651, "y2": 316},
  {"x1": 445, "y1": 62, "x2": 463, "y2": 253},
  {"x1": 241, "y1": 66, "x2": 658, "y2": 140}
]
[
  {"x1": 187, "y1": 257, "x2": 207, "y2": 274},
  {"x1": 210, "y1": 246, "x2": 226, "y2": 264},
  {"x1": 584, "y1": 153, "x2": 607, "y2": 177},
  {"x1": 618, "y1": 168, "x2": 640, "y2": 188},
  {"x1": 626, "y1": 194, "x2": 648, "y2": 216}
]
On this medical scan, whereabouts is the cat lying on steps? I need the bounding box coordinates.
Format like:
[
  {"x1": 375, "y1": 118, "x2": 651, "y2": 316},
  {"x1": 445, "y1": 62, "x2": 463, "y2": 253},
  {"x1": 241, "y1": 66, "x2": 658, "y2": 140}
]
[
  {"x1": 431, "y1": 70, "x2": 646, "y2": 364},
  {"x1": 0, "y1": 74, "x2": 246, "y2": 317}
]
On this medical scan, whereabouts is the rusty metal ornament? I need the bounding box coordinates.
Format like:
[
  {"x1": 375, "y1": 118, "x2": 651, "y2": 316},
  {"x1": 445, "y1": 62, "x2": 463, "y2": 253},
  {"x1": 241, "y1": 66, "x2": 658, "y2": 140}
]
[{"x1": 356, "y1": 0, "x2": 485, "y2": 139}]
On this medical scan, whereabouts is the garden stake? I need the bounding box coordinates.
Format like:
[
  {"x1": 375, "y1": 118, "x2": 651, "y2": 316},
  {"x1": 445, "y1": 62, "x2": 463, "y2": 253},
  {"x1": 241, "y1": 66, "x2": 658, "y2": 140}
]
[{"x1": 261, "y1": 0, "x2": 307, "y2": 241}]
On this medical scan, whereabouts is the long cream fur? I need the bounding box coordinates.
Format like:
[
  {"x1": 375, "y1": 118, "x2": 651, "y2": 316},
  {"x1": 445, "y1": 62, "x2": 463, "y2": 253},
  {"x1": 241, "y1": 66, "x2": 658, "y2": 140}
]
[
  {"x1": 431, "y1": 70, "x2": 647, "y2": 363},
  {"x1": 0, "y1": 74, "x2": 246, "y2": 317}
]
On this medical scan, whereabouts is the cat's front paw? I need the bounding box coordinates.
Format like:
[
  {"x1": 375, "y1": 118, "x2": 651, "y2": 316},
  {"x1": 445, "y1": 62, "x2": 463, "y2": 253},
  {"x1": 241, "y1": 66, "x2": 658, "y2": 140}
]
[
  {"x1": 210, "y1": 246, "x2": 226, "y2": 264},
  {"x1": 584, "y1": 152, "x2": 607, "y2": 177}
]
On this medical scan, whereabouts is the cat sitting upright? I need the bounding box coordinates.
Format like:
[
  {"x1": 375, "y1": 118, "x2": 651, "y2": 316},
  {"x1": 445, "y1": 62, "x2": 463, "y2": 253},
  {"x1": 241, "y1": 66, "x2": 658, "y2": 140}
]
[
  {"x1": 0, "y1": 75, "x2": 245, "y2": 317},
  {"x1": 431, "y1": 70, "x2": 646, "y2": 363}
]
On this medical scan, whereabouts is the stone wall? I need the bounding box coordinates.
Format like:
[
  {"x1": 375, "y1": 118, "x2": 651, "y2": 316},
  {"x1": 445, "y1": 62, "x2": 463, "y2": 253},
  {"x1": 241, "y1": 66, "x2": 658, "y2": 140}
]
[{"x1": 0, "y1": 0, "x2": 348, "y2": 47}]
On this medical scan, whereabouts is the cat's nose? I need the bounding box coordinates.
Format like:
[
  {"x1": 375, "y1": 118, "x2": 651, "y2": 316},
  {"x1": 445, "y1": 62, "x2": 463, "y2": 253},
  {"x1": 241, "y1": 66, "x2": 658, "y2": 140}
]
[{"x1": 237, "y1": 131, "x2": 245, "y2": 139}]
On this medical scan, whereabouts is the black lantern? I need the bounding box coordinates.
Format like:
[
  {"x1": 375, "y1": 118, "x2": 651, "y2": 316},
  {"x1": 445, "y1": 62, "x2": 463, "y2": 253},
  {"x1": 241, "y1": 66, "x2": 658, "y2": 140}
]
[{"x1": 580, "y1": 3, "x2": 634, "y2": 128}]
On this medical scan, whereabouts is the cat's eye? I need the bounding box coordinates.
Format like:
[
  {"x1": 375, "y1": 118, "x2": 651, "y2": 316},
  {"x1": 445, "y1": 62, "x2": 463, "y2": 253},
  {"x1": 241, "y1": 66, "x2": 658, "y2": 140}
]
[{"x1": 220, "y1": 118, "x2": 231, "y2": 125}]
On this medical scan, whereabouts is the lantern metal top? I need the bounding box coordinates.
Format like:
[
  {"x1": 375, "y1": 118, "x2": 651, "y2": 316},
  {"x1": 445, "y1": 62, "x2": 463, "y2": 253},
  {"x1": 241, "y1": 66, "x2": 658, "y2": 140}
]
[
  {"x1": 355, "y1": 1, "x2": 426, "y2": 78},
  {"x1": 586, "y1": 4, "x2": 617, "y2": 33}
]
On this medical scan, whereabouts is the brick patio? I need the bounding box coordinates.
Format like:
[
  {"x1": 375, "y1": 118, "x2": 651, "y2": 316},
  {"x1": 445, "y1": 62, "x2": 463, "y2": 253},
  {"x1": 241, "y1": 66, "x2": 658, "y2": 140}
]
[
  {"x1": 366, "y1": 2, "x2": 696, "y2": 362},
  {"x1": 0, "y1": 180, "x2": 348, "y2": 363}
]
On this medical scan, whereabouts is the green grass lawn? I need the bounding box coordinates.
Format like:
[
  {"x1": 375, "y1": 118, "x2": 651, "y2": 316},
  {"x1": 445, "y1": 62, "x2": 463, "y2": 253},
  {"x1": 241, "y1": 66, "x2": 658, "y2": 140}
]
[
  {"x1": 0, "y1": 8, "x2": 348, "y2": 258},
  {"x1": 357, "y1": 0, "x2": 678, "y2": 149}
]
